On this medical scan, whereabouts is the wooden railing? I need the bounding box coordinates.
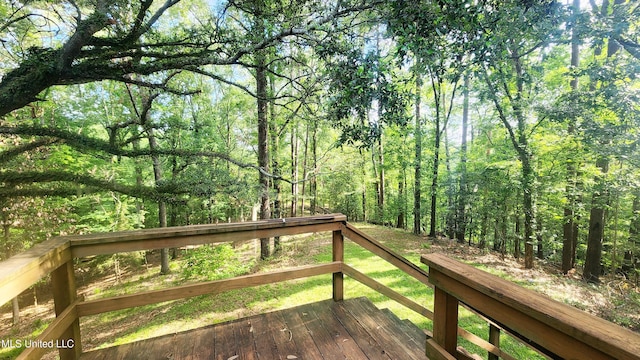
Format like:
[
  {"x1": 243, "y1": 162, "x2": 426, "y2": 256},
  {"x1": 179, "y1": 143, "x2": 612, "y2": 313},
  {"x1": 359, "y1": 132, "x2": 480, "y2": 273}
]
[
  {"x1": 2, "y1": 214, "x2": 640, "y2": 360},
  {"x1": 422, "y1": 253, "x2": 640, "y2": 360},
  {"x1": 1, "y1": 214, "x2": 349, "y2": 359}
]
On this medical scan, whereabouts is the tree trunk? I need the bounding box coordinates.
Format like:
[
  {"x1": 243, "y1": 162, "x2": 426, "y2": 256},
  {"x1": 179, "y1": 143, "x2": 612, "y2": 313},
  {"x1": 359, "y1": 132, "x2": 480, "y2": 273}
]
[
  {"x1": 139, "y1": 93, "x2": 170, "y2": 274},
  {"x1": 429, "y1": 86, "x2": 440, "y2": 238},
  {"x1": 583, "y1": 157, "x2": 609, "y2": 283},
  {"x1": 626, "y1": 193, "x2": 640, "y2": 277},
  {"x1": 301, "y1": 122, "x2": 309, "y2": 216},
  {"x1": 269, "y1": 77, "x2": 281, "y2": 253},
  {"x1": 310, "y1": 120, "x2": 318, "y2": 215},
  {"x1": 536, "y1": 217, "x2": 544, "y2": 259},
  {"x1": 444, "y1": 130, "x2": 455, "y2": 239},
  {"x1": 377, "y1": 135, "x2": 385, "y2": 223},
  {"x1": 482, "y1": 50, "x2": 536, "y2": 268},
  {"x1": 413, "y1": 74, "x2": 423, "y2": 235},
  {"x1": 151, "y1": 135, "x2": 169, "y2": 273},
  {"x1": 562, "y1": 0, "x2": 581, "y2": 274},
  {"x1": 479, "y1": 210, "x2": 488, "y2": 249},
  {"x1": 397, "y1": 168, "x2": 406, "y2": 229},
  {"x1": 456, "y1": 73, "x2": 470, "y2": 243},
  {"x1": 631, "y1": 194, "x2": 640, "y2": 248},
  {"x1": 132, "y1": 138, "x2": 145, "y2": 228},
  {"x1": 514, "y1": 215, "x2": 522, "y2": 259},
  {"x1": 583, "y1": 0, "x2": 621, "y2": 282},
  {"x1": 371, "y1": 129, "x2": 380, "y2": 221},
  {"x1": 291, "y1": 124, "x2": 298, "y2": 217},
  {"x1": 257, "y1": 56, "x2": 271, "y2": 259},
  {"x1": 362, "y1": 155, "x2": 367, "y2": 222},
  {"x1": 428, "y1": 69, "x2": 458, "y2": 238},
  {"x1": 522, "y1": 155, "x2": 535, "y2": 268}
]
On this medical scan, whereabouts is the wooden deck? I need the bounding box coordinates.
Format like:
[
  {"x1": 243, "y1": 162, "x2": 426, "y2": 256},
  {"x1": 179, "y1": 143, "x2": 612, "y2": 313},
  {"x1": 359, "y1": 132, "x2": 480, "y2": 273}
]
[{"x1": 79, "y1": 297, "x2": 430, "y2": 360}]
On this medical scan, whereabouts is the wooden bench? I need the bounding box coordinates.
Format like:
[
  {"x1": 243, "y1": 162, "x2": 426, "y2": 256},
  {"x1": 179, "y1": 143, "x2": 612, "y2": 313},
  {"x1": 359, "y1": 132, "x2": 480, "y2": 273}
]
[{"x1": 421, "y1": 253, "x2": 640, "y2": 360}]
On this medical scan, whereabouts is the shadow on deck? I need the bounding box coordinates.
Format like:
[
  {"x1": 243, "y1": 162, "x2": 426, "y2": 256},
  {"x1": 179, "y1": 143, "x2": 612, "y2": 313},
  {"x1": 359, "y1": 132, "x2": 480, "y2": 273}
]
[{"x1": 80, "y1": 297, "x2": 429, "y2": 360}]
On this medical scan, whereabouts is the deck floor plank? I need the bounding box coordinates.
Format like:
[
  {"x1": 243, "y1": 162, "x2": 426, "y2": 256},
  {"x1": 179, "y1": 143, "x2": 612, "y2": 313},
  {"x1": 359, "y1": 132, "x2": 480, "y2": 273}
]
[
  {"x1": 233, "y1": 319, "x2": 258, "y2": 360},
  {"x1": 328, "y1": 300, "x2": 393, "y2": 360},
  {"x1": 298, "y1": 301, "x2": 346, "y2": 360},
  {"x1": 280, "y1": 304, "x2": 325, "y2": 360},
  {"x1": 308, "y1": 300, "x2": 373, "y2": 359},
  {"x1": 250, "y1": 314, "x2": 279, "y2": 360},
  {"x1": 345, "y1": 297, "x2": 424, "y2": 360},
  {"x1": 193, "y1": 326, "x2": 217, "y2": 359},
  {"x1": 214, "y1": 318, "x2": 239, "y2": 360},
  {"x1": 265, "y1": 308, "x2": 301, "y2": 359},
  {"x1": 79, "y1": 297, "x2": 430, "y2": 360}
]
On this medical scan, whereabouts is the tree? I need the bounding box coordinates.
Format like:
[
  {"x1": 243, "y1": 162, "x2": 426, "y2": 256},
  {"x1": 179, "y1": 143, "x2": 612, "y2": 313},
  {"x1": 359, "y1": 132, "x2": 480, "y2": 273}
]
[
  {"x1": 562, "y1": 0, "x2": 582, "y2": 274},
  {"x1": 413, "y1": 73, "x2": 423, "y2": 235},
  {"x1": 475, "y1": 1, "x2": 564, "y2": 268},
  {"x1": 582, "y1": 0, "x2": 628, "y2": 283},
  {"x1": 455, "y1": 73, "x2": 471, "y2": 243}
]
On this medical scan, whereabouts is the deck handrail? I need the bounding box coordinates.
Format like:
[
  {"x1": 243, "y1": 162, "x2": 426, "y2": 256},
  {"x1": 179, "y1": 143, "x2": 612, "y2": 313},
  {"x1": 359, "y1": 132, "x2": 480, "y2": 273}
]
[
  {"x1": 422, "y1": 253, "x2": 640, "y2": 360},
  {"x1": 0, "y1": 214, "x2": 346, "y2": 305},
  {"x1": 1, "y1": 214, "x2": 346, "y2": 360}
]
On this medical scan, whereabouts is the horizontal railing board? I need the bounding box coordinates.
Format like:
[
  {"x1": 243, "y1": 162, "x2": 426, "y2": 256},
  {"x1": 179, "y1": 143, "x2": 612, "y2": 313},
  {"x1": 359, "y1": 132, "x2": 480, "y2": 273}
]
[
  {"x1": 68, "y1": 214, "x2": 347, "y2": 246},
  {"x1": 71, "y1": 222, "x2": 342, "y2": 257},
  {"x1": 77, "y1": 262, "x2": 342, "y2": 317},
  {"x1": 0, "y1": 237, "x2": 71, "y2": 306},
  {"x1": 423, "y1": 253, "x2": 640, "y2": 360},
  {"x1": 430, "y1": 269, "x2": 609, "y2": 359},
  {"x1": 0, "y1": 215, "x2": 346, "y2": 306}
]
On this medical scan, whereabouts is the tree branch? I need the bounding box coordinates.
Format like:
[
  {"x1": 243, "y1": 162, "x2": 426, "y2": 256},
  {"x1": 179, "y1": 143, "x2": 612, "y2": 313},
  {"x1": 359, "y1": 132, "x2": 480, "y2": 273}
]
[
  {"x1": 0, "y1": 125, "x2": 293, "y2": 183},
  {"x1": 0, "y1": 138, "x2": 59, "y2": 164}
]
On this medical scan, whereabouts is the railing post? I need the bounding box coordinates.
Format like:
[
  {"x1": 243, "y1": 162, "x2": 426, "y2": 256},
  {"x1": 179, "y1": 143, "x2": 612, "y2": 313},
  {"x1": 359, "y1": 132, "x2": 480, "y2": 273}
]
[
  {"x1": 488, "y1": 324, "x2": 500, "y2": 360},
  {"x1": 51, "y1": 260, "x2": 81, "y2": 360},
  {"x1": 430, "y1": 286, "x2": 459, "y2": 356},
  {"x1": 332, "y1": 228, "x2": 344, "y2": 301}
]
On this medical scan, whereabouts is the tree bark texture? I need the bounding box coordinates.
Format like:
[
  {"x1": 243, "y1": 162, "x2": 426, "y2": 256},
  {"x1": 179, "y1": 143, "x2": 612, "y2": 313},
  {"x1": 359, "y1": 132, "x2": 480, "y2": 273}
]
[
  {"x1": 583, "y1": 157, "x2": 609, "y2": 283},
  {"x1": 269, "y1": 78, "x2": 281, "y2": 253},
  {"x1": 429, "y1": 76, "x2": 441, "y2": 238},
  {"x1": 562, "y1": 0, "x2": 581, "y2": 274},
  {"x1": 455, "y1": 73, "x2": 470, "y2": 243},
  {"x1": 257, "y1": 58, "x2": 271, "y2": 259},
  {"x1": 413, "y1": 75, "x2": 423, "y2": 235},
  {"x1": 310, "y1": 120, "x2": 318, "y2": 215},
  {"x1": 140, "y1": 92, "x2": 170, "y2": 274},
  {"x1": 378, "y1": 135, "x2": 385, "y2": 222},
  {"x1": 290, "y1": 124, "x2": 298, "y2": 217},
  {"x1": 583, "y1": 0, "x2": 621, "y2": 282}
]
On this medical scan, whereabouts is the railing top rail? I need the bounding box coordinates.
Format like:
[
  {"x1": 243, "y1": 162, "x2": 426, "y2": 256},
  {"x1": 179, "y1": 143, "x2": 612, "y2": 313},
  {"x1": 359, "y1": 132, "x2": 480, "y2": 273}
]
[
  {"x1": 422, "y1": 253, "x2": 640, "y2": 360},
  {"x1": 0, "y1": 214, "x2": 346, "y2": 307},
  {"x1": 66, "y1": 213, "x2": 347, "y2": 246},
  {"x1": 0, "y1": 237, "x2": 71, "y2": 306}
]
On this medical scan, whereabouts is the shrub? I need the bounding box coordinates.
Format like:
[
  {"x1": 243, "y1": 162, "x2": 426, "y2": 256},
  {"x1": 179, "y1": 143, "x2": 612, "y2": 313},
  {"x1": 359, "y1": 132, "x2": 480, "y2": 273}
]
[{"x1": 181, "y1": 244, "x2": 252, "y2": 280}]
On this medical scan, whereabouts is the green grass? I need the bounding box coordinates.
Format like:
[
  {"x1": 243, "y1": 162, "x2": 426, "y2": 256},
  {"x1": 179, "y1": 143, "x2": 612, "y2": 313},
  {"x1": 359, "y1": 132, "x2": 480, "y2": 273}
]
[{"x1": 0, "y1": 318, "x2": 50, "y2": 359}]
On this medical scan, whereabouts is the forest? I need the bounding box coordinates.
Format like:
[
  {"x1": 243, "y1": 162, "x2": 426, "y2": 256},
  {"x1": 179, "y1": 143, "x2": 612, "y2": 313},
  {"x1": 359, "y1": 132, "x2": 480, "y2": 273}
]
[{"x1": 0, "y1": 0, "x2": 639, "y2": 306}]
